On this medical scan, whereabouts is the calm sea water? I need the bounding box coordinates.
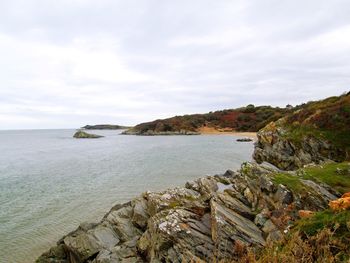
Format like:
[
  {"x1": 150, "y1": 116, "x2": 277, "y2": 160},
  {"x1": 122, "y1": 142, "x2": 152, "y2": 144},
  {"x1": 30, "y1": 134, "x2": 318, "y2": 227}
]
[{"x1": 0, "y1": 129, "x2": 253, "y2": 262}]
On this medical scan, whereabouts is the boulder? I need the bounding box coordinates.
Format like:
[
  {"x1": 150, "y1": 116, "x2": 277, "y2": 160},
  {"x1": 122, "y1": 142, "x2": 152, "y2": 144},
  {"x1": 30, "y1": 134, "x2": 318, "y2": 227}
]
[{"x1": 273, "y1": 184, "x2": 293, "y2": 206}]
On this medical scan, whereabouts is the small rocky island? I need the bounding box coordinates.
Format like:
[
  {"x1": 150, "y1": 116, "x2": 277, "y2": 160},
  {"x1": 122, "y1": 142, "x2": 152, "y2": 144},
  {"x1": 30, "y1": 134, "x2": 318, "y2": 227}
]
[
  {"x1": 73, "y1": 130, "x2": 104, "y2": 139},
  {"x1": 236, "y1": 137, "x2": 253, "y2": 142},
  {"x1": 38, "y1": 93, "x2": 350, "y2": 262}
]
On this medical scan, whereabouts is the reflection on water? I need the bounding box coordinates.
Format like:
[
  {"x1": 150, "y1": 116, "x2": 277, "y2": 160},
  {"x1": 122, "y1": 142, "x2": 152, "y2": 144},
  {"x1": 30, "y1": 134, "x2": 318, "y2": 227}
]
[{"x1": 0, "y1": 129, "x2": 253, "y2": 262}]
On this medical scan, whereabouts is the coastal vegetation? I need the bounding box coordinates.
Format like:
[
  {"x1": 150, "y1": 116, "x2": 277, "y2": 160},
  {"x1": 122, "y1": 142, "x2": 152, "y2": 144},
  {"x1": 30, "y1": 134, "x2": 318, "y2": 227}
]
[
  {"x1": 282, "y1": 92, "x2": 350, "y2": 154},
  {"x1": 254, "y1": 92, "x2": 350, "y2": 170},
  {"x1": 246, "y1": 208, "x2": 350, "y2": 263},
  {"x1": 123, "y1": 105, "x2": 290, "y2": 135},
  {"x1": 123, "y1": 92, "x2": 350, "y2": 139},
  {"x1": 37, "y1": 92, "x2": 350, "y2": 263}
]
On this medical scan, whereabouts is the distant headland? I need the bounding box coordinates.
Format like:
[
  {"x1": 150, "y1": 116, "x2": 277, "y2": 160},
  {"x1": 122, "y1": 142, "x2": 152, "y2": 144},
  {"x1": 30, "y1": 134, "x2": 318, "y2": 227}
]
[{"x1": 82, "y1": 124, "x2": 131, "y2": 130}]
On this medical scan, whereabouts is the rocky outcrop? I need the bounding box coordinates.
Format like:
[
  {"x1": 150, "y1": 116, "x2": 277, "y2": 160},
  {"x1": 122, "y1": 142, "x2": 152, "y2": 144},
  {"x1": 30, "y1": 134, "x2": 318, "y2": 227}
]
[
  {"x1": 236, "y1": 138, "x2": 253, "y2": 142},
  {"x1": 36, "y1": 162, "x2": 337, "y2": 263},
  {"x1": 73, "y1": 131, "x2": 104, "y2": 139},
  {"x1": 253, "y1": 121, "x2": 346, "y2": 170}
]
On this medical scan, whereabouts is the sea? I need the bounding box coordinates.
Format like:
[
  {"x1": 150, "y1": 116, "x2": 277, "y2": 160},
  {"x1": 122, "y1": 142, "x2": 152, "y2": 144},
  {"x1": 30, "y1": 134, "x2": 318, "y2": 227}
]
[{"x1": 0, "y1": 129, "x2": 254, "y2": 262}]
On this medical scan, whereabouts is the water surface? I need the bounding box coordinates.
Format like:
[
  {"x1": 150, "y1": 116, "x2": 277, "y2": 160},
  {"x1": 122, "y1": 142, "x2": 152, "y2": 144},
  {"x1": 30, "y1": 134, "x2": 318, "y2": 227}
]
[{"x1": 0, "y1": 129, "x2": 253, "y2": 262}]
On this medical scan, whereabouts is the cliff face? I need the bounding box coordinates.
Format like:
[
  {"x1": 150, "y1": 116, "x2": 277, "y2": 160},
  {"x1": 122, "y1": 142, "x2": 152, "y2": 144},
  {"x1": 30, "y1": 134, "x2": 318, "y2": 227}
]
[
  {"x1": 253, "y1": 120, "x2": 345, "y2": 170},
  {"x1": 254, "y1": 93, "x2": 350, "y2": 170},
  {"x1": 37, "y1": 162, "x2": 341, "y2": 263}
]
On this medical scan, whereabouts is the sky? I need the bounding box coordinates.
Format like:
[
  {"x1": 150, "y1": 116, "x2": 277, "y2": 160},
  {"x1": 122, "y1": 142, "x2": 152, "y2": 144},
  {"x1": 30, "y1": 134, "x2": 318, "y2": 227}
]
[{"x1": 0, "y1": 0, "x2": 350, "y2": 129}]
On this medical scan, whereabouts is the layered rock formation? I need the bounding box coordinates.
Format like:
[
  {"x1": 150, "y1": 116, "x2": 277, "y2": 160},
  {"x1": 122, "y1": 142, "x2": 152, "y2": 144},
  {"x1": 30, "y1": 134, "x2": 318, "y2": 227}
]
[
  {"x1": 253, "y1": 93, "x2": 350, "y2": 170},
  {"x1": 36, "y1": 162, "x2": 339, "y2": 263},
  {"x1": 253, "y1": 120, "x2": 345, "y2": 170}
]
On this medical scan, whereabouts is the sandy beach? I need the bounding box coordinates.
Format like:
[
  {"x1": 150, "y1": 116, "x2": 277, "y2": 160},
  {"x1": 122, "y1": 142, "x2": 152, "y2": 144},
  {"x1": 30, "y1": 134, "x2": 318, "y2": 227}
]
[{"x1": 197, "y1": 126, "x2": 257, "y2": 139}]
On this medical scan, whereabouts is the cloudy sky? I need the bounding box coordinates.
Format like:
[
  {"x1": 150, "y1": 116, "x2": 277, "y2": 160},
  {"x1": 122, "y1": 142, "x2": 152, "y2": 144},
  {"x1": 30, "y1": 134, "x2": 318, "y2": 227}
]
[{"x1": 0, "y1": 0, "x2": 349, "y2": 129}]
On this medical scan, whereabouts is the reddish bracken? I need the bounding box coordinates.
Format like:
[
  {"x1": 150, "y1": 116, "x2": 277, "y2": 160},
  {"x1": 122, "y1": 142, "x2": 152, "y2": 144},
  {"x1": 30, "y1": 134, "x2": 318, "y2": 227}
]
[
  {"x1": 329, "y1": 192, "x2": 350, "y2": 211},
  {"x1": 298, "y1": 210, "x2": 315, "y2": 218}
]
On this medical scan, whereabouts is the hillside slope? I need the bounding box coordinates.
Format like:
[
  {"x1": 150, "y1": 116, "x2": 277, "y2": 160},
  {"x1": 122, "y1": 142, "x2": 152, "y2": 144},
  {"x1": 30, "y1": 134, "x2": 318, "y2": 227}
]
[
  {"x1": 36, "y1": 92, "x2": 350, "y2": 263},
  {"x1": 123, "y1": 105, "x2": 290, "y2": 135},
  {"x1": 254, "y1": 92, "x2": 350, "y2": 170}
]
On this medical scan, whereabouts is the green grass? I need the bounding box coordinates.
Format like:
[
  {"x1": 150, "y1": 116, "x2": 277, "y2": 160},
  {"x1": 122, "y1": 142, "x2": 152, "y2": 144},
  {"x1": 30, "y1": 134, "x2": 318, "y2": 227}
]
[
  {"x1": 271, "y1": 162, "x2": 350, "y2": 195},
  {"x1": 272, "y1": 173, "x2": 309, "y2": 194},
  {"x1": 282, "y1": 124, "x2": 350, "y2": 153},
  {"x1": 296, "y1": 209, "x2": 350, "y2": 237},
  {"x1": 302, "y1": 162, "x2": 350, "y2": 194}
]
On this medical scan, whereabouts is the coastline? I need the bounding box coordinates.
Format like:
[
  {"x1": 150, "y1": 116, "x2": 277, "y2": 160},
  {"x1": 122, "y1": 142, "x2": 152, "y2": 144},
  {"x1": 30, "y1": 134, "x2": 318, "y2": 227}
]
[{"x1": 197, "y1": 126, "x2": 257, "y2": 138}]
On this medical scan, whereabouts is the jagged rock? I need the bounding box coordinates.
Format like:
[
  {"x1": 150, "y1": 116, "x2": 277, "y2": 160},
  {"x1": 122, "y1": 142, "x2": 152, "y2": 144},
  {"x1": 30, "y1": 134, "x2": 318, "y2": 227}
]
[
  {"x1": 301, "y1": 179, "x2": 337, "y2": 202},
  {"x1": 259, "y1": 175, "x2": 275, "y2": 193},
  {"x1": 223, "y1": 169, "x2": 237, "y2": 177},
  {"x1": 216, "y1": 192, "x2": 255, "y2": 220},
  {"x1": 37, "y1": 161, "x2": 346, "y2": 263},
  {"x1": 210, "y1": 199, "x2": 265, "y2": 245},
  {"x1": 92, "y1": 247, "x2": 142, "y2": 263},
  {"x1": 62, "y1": 233, "x2": 97, "y2": 261},
  {"x1": 36, "y1": 244, "x2": 68, "y2": 263},
  {"x1": 243, "y1": 187, "x2": 256, "y2": 207},
  {"x1": 253, "y1": 120, "x2": 346, "y2": 170},
  {"x1": 62, "y1": 223, "x2": 119, "y2": 262},
  {"x1": 106, "y1": 206, "x2": 142, "y2": 242},
  {"x1": 185, "y1": 177, "x2": 218, "y2": 199},
  {"x1": 144, "y1": 187, "x2": 203, "y2": 216},
  {"x1": 138, "y1": 208, "x2": 214, "y2": 262},
  {"x1": 274, "y1": 184, "x2": 293, "y2": 206},
  {"x1": 254, "y1": 210, "x2": 270, "y2": 227},
  {"x1": 131, "y1": 198, "x2": 149, "y2": 229}
]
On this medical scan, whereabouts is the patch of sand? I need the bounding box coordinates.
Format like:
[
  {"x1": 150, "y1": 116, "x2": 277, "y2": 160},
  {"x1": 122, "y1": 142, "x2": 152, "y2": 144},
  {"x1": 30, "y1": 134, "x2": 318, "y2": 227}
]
[{"x1": 197, "y1": 126, "x2": 257, "y2": 139}]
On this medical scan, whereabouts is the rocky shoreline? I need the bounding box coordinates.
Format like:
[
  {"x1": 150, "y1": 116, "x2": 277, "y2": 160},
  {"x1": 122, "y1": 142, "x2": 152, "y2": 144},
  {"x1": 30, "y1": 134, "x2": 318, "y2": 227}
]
[
  {"x1": 37, "y1": 93, "x2": 350, "y2": 262},
  {"x1": 37, "y1": 160, "x2": 342, "y2": 263},
  {"x1": 37, "y1": 126, "x2": 348, "y2": 262}
]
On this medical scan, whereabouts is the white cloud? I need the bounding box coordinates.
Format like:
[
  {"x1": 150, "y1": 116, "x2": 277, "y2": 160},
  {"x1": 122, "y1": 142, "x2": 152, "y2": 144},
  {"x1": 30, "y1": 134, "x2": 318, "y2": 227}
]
[{"x1": 0, "y1": 0, "x2": 349, "y2": 129}]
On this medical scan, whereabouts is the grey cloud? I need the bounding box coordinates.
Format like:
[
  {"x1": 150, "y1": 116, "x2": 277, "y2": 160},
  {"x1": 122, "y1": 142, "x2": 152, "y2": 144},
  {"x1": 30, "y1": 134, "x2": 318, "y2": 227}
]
[{"x1": 0, "y1": 0, "x2": 349, "y2": 129}]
